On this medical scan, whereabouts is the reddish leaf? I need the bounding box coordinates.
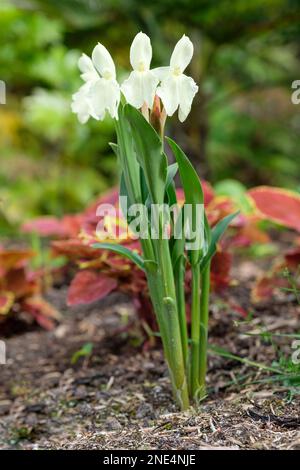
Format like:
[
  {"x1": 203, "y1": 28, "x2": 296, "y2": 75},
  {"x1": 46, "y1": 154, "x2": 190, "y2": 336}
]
[
  {"x1": 21, "y1": 296, "x2": 61, "y2": 330},
  {"x1": 206, "y1": 197, "x2": 237, "y2": 227},
  {"x1": 251, "y1": 276, "x2": 287, "y2": 303},
  {"x1": 284, "y1": 248, "x2": 300, "y2": 270},
  {"x1": 4, "y1": 268, "x2": 38, "y2": 299},
  {"x1": 210, "y1": 251, "x2": 232, "y2": 291},
  {"x1": 0, "y1": 291, "x2": 14, "y2": 315},
  {"x1": 248, "y1": 186, "x2": 300, "y2": 232},
  {"x1": 0, "y1": 249, "x2": 35, "y2": 273},
  {"x1": 22, "y1": 216, "x2": 66, "y2": 237},
  {"x1": 67, "y1": 270, "x2": 118, "y2": 306},
  {"x1": 202, "y1": 180, "x2": 215, "y2": 205},
  {"x1": 229, "y1": 218, "x2": 270, "y2": 248},
  {"x1": 22, "y1": 215, "x2": 82, "y2": 238},
  {"x1": 176, "y1": 181, "x2": 214, "y2": 206},
  {"x1": 83, "y1": 188, "x2": 120, "y2": 218},
  {"x1": 52, "y1": 239, "x2": 101, "y2": 260}
]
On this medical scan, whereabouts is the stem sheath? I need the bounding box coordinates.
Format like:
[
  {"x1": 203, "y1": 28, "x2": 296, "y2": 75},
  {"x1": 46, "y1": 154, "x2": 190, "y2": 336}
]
[
  {"x1": 198, "y1": 262, "x2": 211, "y2": 398},
  {"x1": 190, "y1": 263, "x2": 201, "y2": 398}
]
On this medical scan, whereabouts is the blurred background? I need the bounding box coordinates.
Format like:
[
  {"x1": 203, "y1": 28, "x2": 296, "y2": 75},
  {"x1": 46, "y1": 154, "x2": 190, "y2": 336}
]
[{"x1": 1, "y1": 0, "x2": 300, "y2": 237}]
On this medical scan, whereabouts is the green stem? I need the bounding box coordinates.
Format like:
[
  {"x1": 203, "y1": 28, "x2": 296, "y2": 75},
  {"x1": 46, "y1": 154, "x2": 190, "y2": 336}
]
[
  {"x1": 175, "y1": 258, "x2": 188, "y2": 370},
  {"x1": 156, "y1": 235, "x2": 189, "y2": 410},
  {"x1": 190, "y1": 263, "x2": 201, "y2": 398},
  {"x1": 198, "y1": 262, "x2": 211, "y2": 399}
]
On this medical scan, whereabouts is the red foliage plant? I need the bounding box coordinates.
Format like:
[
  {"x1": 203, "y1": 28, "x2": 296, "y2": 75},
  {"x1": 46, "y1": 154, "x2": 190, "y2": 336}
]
[
  {"x1": 248, "y1": 187, "x2": 300, "y2": 303},
  {"x1": 0, "y1": 247, "x2": 60, "y2": 331},
  {"x1": 23, "y1": 182, "x2": 270, "y2": 327},
  {"x1": 21, "y1": 184, "x2": 300, "y2": 330}
]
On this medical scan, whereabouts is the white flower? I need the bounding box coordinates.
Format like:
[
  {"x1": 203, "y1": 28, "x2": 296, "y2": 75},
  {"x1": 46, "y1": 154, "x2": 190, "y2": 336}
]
[
  {"x1": 154, "y1": 35, "x2": 198, "y2": 122},
  {"x1": 71, "y1": 82, "x2": 96, "y2": 124},
  {"x1": 121, "y1": 32, "x2": 159, "y2": 109},
  {"x1": 78, "y1": 53, "x2": 99, "y2": 83},
  {"x1": 89, "y1": 43, "x2": 120, "y2": 120},
  {"x1": 72, "y1": 45, "x2": 120, "y2": 122}
]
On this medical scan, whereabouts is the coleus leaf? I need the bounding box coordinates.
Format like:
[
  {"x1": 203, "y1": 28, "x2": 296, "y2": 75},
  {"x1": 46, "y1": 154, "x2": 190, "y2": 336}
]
[
  {"x1": 22, "y1": 216, "x2": 67, "y2": 237},
  {"x1": 4, "y1": 267, "x2": 37, "y2": 298},
  {"x1": 0, "y1": 248, "x2": 35, "y2": 272},
  {"x1": 52, "y1": 239, "x2": 101, "y2": 260},
  {"x1": 248, "y1": 186, "x2": 300, "y2": 232},
  {"x1": 21, "y1": 295, "x2": 61, "y2": 330},
  {"x1": 124, "y1": 104, "x2": 167, "y2": 205},
  {"x1": 166, "y1": 137, "x2": 204, "y2": 266},
  {"x1": 210, "y1": 251, "x2": 232, "y2": 291},
  {"x1": 0, "y1": 291, "x2": 14, "y2": 315},
  {"x1": 200, "y1": 211, "x2": 239, "y2": 271},
  {"x1": 67, "y1": 270, "x2": 118, "y2": 306},
  {"x1": 251, "y1": 276, "x2": 287, "y2": 304},
  {"x1": 92, "y1": 242, "x2": 145, "y2": 271}
]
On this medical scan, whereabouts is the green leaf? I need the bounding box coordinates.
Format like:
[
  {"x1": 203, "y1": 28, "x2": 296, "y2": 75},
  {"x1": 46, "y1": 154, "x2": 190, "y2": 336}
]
[
  {"x1": 124, "y1": 104, "x2": 167, "y2": 205},
  {"x1": 120, "y1": 172, "x2": 134, "y2": 226},
  {"x1": 109, "y1": 142, "x2": 119, "y2": 158},
  {"x1": 166, "y1": 137, "x2": 204, "y2": 265},
  {"x1": 140, "y1": 167, "x2": 150, "y2": 207},
  {"x1": 92, "y1": 242, "x2": 145, "y2": 271},
  {"x1": 165, "y1": 163, "x2": 178, "y2": 208},
  {"x1": 171, "y1": 207, "x2": 186, "y2": 269},
  {"x1": 144, "y1": 259, "x2": 158, "y2": 274},
  {"x1": 166, "y1": 162, "x2": 178, "y2": 188},
  {"x1": 71, "y1": 342, "x2": 93, "y2": 365},
  {"x1": 116, "y1": 106, "x2": 141, "y2": 205},
  {"x1": 200, "y1": 211, "x2": 239, "y2": 271},
  {"x1": 214, "y1": 179, "x2": 253, "y2": 214}
]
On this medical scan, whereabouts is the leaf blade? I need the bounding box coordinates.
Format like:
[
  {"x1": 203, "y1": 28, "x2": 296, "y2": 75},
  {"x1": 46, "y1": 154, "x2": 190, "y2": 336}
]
[
  {"x1": 124, "y1": 104, "x2": 167, "y2": 205},
  {"x1": 92, "y1": 242, "x2": 145, "y2": 271},
  {"x1": 200, "y1": 211, "x2": 239, "y2": 271}
]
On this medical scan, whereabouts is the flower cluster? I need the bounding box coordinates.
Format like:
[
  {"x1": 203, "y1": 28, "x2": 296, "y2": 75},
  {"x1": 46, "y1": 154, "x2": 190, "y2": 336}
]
[{"x1": 71, "y1": 32, "x2": 198, "y2": 124}]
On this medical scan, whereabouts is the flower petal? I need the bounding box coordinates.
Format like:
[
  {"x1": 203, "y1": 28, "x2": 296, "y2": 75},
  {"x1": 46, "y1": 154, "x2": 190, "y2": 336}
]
[
  {"x1": 121, "y1": 70, "x2": 158, "y2": 109},
  {"x1": 130, "y1": 32, "x2": 152, "y2": 71},
  {"x1": 152, "y1": 66, "x2": 170, "y2": 81},
  {"x1": 92, "y1": 43, "x2": 116, "y2": 79},
  {"x1": 170, "y1": 35, "x2": 193, "y2": 73},
  {"x1": 78, "y1": 53, "x2": 98, "y2": 82},
  {"x1": 156, "y1": 75, "x2": 180, "y2": 116},
  {"x1": 89, "y1": 78, "x2": 120, "y2": 120},
  {"x1": 71, "y1": 83, "x2": 94, "y2": 124},
  {"x1": 178, "y1": 74, "x2": 198, "y2": 122}
]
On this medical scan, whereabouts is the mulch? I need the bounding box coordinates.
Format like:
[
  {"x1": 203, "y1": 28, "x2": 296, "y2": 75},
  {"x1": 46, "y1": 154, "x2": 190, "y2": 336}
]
[{"x1": 0, "y1": 258, "x2": 300, "y2": 450}]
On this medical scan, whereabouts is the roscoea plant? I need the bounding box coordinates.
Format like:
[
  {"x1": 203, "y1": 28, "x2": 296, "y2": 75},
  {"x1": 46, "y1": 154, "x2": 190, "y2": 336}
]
[{"x1": 72, "y1": 32, "x2": 237, "y2": 410}]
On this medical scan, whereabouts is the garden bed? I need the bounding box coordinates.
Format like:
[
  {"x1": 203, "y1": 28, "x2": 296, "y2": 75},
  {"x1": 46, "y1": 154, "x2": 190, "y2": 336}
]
[{"x1": 0, "y1": 258, "x2": 299, "y2": 450}]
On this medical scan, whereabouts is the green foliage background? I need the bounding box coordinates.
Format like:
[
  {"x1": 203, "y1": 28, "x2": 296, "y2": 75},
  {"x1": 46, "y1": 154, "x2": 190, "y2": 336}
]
[{"x1": 0, "y1": 0, "x2": 299, "y2": 234}]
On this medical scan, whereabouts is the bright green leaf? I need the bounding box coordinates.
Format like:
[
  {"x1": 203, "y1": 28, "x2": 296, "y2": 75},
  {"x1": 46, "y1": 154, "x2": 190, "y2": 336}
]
[
  {"x1": 92, "y1": 242, "x2": 144, "y2": 271},
  {"x1": 124, "y1": 104, "x2": 167, "y2": 205}
]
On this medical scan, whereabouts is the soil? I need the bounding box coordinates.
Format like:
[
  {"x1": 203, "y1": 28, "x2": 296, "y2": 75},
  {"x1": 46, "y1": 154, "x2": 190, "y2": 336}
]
[{"x1": 0, "y1": 258, "x2": 300, "y2": 450}]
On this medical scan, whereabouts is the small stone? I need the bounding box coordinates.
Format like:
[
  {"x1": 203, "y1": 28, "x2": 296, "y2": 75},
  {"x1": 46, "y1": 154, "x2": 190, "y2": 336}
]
[
  {"x1": 78, "y1": 403, "x2": 93, "y2": 417},
  {"x1": 25, "y1": 403, "x2": 46, "y2": 414},
  {"x1": 105, "y1": 416, "x2": 122, "y2": 430},
  {"x1": 136, "y1": 402, "x2": 155, "y2": 419},
  {"x1": 73, "y1": 385, "x2": 88, "y2": 399},
  {"x1": 0, "y1": 400, "x2": 12, "y2": 415}
]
